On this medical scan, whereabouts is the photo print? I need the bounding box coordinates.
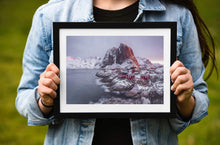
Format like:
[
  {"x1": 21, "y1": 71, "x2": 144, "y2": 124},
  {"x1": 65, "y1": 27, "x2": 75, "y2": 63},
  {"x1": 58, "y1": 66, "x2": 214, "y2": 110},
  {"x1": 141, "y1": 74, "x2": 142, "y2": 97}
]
[{"x1": 66, "y1": 36, "x2": 164, "y2": 104}]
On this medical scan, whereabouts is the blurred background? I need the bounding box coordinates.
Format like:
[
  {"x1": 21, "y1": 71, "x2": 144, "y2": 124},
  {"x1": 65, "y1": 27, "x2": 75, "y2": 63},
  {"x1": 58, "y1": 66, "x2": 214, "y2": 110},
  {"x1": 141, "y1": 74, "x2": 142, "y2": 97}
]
[{"x1": 0, "y1": 0, "x2": 219, "y2": 144}]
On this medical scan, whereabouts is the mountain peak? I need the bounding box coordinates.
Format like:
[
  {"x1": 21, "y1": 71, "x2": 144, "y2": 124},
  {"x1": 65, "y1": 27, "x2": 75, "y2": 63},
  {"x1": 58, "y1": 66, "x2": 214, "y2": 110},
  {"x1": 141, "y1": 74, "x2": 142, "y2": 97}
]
[{"x1": 101, "y1": 43, "x2": 140, "y2": 69}]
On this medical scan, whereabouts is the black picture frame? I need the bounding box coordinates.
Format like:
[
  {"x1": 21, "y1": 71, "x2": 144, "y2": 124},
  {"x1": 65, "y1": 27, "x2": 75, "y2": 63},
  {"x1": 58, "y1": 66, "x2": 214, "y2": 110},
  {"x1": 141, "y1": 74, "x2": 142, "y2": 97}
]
[{"x1": 53, "y1": 22, "x2": 177, "y2": 119}]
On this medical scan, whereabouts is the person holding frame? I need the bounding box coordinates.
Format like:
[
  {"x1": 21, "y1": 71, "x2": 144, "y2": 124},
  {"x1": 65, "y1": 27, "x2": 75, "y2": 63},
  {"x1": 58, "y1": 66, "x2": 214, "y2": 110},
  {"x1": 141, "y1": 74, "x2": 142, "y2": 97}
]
[{"x1": 16, "y1": 0, "x2": 217, "y2": 145}]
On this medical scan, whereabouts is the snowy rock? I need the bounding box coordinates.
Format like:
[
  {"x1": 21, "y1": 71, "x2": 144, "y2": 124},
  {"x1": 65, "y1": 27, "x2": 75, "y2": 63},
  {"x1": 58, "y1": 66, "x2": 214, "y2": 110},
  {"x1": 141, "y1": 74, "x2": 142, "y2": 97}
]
[
  {"x1": 141, "y1": 90, "x2": 150, "y2": 97},
  {"x1": 109, "y1": 79, "x2": 134, "y2": 91},
  {"x1": 96, "y1": 70, "x2": 112, "y2": 78},
  {"x1": 155, "y1": 67, "x2": 163, "y2": 74},
  {"x1": 136, "y1": 78, "x2": 150, "y2": 86},
  {"x1": 125, "y1": 85, "x2": 140, "y2": 97},
  {"x1": 91, "y1": 96, "x2": 143, "y2": 104},
  {"x1": 150, "y1": 74, "x2": 158, "y2": 82},
  {"x1": 141, "y1": 97, "x2": 151, "y2": 104}
]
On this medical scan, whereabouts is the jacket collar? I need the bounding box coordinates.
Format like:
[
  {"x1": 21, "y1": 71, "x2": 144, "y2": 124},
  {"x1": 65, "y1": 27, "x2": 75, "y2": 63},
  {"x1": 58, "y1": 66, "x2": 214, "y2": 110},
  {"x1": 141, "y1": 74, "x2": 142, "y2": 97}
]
[
  {"x1": 72, "y1": 0, "x2": 166, "y2": 22},
  {"x1": 139, "y1": 0, "x2": 166, "y2": 11}
]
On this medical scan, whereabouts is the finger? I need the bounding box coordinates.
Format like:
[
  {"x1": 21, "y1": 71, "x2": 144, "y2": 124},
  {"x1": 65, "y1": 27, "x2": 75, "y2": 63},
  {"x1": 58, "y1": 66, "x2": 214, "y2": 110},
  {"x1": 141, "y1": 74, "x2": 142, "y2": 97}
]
[
  {"x1": 176, "y1": 88, "x2": 193, "y2": 103},
  {"x1": 40, "y1": 78, "x2": 58, "y2": 91},
  {"x1": 171, "y1": 75, "x2": 188, "y2": 91},
  {"x1": 41, "y1": 95, "x2": 54, "y2": 106},
  {"x1": 38, "y1": 84, "x2": 57, "y2": 99},
  {"x1": 171, "y1": 67, "x2": 189, "y2": 83},
  {"x1": 174, "y1": 80, "x2": 193, "y2": 95},
  {"x1": 170, "y1": 60, "x2": 184, "y2": 75},
  {"x1": 46, "y1": 63, "x2": 59, "y2": 76},
  {"x1": 45, "y1": 71, "x2": 60, "y2": 85},
  {"x1": 40, "y1": 71, "x2": 47, "y2": 78}
]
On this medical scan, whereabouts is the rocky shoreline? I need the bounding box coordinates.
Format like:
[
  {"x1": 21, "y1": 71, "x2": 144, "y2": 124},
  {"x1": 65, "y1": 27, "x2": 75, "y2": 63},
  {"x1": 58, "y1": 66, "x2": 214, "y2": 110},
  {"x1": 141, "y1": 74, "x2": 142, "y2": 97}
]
[{"x1": 92, "y1": 43, "x2": 164, "y2": 104}]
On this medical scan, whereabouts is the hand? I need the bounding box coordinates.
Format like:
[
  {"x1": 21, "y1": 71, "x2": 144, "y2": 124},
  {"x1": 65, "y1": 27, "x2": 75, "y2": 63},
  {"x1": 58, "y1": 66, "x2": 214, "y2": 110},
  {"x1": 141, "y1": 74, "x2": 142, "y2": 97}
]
[
  {"x1": 170, "y1": 61, "x2": 195, "y2": 120},
  {"x1": 38, "y1": 63, "x2": 60, "y2": 114}
]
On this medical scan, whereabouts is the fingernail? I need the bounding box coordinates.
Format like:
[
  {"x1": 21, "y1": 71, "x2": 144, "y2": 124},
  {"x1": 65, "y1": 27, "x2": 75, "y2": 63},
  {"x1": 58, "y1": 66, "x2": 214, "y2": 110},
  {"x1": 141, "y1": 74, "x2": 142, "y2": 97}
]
[{"x1": 171, "y1": 85, "x2": 174, "y2": 90}]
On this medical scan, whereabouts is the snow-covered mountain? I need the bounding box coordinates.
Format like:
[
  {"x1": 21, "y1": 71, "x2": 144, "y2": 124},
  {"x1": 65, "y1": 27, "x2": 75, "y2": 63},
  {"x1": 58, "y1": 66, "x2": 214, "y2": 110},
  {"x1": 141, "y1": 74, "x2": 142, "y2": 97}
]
[
  {"x1": 101, "y1": 43, "x2": 140, "y2": 69},
  {"x1": 67, "y1": 56, "x2": 102, "y2": 69},
  {"x1": 67, "y1": 43, "x2": 162, "y2": 70}
]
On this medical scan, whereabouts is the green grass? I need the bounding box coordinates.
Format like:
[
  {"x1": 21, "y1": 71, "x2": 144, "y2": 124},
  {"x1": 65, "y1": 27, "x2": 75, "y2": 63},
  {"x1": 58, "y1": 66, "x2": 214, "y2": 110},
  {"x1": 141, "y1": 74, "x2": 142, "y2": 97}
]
[
  {"x1": 0, "y1": 0, "x2": 48, "y2": 145},
  {"x1": 178, "y1": 49, "x2": 220, "y2": 145},
  {"x1": 0, "y1": 0, "x2": 219, "y2": 145},
  {"x1": 178, "y1": 1, "x2": 220, "y2": 144}
]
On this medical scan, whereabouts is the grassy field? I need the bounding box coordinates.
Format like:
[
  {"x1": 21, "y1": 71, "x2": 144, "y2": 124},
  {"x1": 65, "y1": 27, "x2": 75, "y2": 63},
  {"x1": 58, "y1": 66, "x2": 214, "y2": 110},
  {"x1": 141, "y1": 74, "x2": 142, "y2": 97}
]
[{"x1": 0, "y1": 0, "x2": 219, "y2": 145}]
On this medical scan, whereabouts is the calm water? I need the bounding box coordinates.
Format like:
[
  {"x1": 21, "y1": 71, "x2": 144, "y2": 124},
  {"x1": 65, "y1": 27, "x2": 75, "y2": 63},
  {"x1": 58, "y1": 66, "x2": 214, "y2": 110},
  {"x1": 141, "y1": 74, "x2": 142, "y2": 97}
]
[{"x1": 67, "y1": 69, "x2": 106, "y2": 104}]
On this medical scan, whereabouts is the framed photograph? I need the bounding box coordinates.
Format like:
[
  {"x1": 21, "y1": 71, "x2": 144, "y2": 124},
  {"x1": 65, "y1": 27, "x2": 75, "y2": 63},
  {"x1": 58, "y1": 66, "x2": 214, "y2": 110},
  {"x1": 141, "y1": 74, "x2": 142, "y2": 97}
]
[{"x1": 53, "y1": 22, "x2": 176, "y2": 118}]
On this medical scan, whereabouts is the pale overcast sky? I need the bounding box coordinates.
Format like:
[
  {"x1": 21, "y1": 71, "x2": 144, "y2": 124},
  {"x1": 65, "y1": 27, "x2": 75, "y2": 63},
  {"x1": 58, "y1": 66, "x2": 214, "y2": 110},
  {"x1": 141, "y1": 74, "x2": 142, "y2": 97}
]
[{"x1": 67, "y1": 36, "x2": 163, "y2": 61}]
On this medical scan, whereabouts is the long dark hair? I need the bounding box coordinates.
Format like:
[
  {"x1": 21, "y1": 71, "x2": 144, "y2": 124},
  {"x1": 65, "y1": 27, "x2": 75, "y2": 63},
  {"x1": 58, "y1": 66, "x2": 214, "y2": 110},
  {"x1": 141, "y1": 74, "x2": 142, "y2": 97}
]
[{"x1": 163, "y1": 0, "x2": 218, "y2": 80}]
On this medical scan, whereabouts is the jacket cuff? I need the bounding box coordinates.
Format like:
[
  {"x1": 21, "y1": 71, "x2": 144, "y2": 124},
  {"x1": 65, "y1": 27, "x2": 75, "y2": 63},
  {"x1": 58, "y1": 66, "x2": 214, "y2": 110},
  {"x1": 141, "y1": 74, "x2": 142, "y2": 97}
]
[
  {"x1": 27, "y1": 87, "x2": 55, "y2": 126},
  {"x1": 169, "y1": 89, "x2": 208, "y2": 134}
]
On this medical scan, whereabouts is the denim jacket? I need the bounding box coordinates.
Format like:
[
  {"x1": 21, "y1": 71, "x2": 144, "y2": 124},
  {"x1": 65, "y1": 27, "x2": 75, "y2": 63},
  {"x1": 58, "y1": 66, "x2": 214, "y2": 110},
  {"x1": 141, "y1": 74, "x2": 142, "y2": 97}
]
[{"x1": 16, "y1": 0, "x2": 209, "y2": 145}]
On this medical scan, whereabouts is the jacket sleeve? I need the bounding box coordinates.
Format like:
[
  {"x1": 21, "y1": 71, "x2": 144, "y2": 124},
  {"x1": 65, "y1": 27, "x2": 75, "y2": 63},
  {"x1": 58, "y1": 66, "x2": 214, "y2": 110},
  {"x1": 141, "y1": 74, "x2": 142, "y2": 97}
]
[
  {"x1": 15, "y1": 7, "x2": 55, "y2": 126},
  {"x1": 169, "y1": 8, "x2": 209, "y2": 134}
]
